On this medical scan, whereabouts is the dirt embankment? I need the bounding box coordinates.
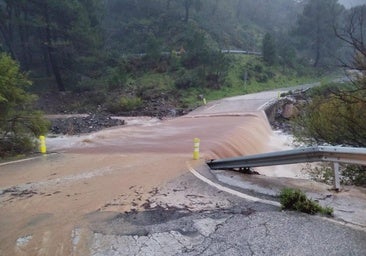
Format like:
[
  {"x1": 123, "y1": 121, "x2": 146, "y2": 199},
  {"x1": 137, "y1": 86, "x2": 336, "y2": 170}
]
[
  {"x1": 48, "y1": 114, "x2": 125, "y2": 135},
  {"x1": 37, "y1": 90, "x2": 192, "y2": 135}
]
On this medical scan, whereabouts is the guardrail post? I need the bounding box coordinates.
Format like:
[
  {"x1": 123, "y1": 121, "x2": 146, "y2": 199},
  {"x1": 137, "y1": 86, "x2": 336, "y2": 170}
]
[{"x1": 333, "y1": 162, "x2": 340, "y2": 191}]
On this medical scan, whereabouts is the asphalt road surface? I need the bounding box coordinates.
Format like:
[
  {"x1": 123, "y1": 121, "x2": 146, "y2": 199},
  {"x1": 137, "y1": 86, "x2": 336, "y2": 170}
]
[{"x1": 1, "y1": 90, "x2": 365, "y2": 256}]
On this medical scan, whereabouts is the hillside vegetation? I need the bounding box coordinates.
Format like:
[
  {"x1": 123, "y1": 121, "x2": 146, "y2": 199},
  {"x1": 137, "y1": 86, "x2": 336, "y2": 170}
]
[
  {"x1": 0, "y1": 0, "x2": 317, "y2": 115},
  {"x1": 2, "y1": 0, "x2": 366, "y2": 157}
]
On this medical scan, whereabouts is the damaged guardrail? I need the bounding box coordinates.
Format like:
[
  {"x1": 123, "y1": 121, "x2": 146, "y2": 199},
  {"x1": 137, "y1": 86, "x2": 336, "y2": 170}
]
[{"x1": 207, "y1": 146, "x2": 366, "y2": 191}]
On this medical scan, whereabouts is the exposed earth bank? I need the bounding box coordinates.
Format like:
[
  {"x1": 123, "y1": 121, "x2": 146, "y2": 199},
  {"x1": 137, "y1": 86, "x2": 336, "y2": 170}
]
[{"x1": 38, "y1": 90, "x2": 191, "y2": 135}]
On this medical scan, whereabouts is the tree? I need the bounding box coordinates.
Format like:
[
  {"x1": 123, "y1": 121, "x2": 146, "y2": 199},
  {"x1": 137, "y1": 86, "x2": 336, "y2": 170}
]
[
  {"x1": 336, "y1": 5, "x2": 366, "y2": 72},
  {"x1": 0, "y1": 0, "x2": 104, "y2": 92},
  {"x1": 293, "y1": 0, "x2": 344, "y2": 67},
  {"x1": 181, "y1": 0, "x2": 202, "y2": 22},
  {"x1": 262, "y1": 33, "x2": 277, "y2": 65},
  {"x1": 293, "y1": 4, "x2": 366, "y2": 148},
  {"x1": 293, "y1": 4, "x2": 366, "y2": 186},
  {"x1": 293, "y1": 89, "x2": 366, "y2": 147},
  {"x1": 0, "y1": 53, "x2": 49, "y2": 157}
]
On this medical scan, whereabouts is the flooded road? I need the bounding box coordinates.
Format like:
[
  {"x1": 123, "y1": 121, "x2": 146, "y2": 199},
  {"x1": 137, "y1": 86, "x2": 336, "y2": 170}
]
[
  {"x1": 1, "y1": 90, "x2": 365, "y2": 255},
  {"x1": 1, "y1": 90, "x2": 282, "y2": 255}
]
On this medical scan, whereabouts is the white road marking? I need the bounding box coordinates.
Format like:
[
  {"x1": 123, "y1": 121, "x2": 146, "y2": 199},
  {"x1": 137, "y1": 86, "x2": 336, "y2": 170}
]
[
  {"x1": 187, "y1": 163, "x2": 281, "y2": 207},
  {"x1": 0, "y1": 155, "x2": 47, "y2": 167},
  {"x1": 188, "y1": 163, "x2": 366, "y2": 231}
]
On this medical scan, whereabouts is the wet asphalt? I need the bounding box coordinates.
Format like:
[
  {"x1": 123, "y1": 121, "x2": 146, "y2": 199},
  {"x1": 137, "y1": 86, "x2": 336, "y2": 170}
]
[{"x1": 87, "y1": 171, "x2": 366, "y2": 256}]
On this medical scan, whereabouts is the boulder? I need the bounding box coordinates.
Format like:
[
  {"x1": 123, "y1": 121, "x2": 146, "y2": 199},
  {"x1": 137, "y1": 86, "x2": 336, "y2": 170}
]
[{"x1": 281, "y1": 103, "x2": 299, "y2": 119}]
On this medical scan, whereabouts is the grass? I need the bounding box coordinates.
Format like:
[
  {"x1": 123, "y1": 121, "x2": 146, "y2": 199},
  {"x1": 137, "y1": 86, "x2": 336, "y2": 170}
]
[
  {"x1": 177, "y1": 55, "x2": 323, "y2": 108},
  {"x1": 203, "y1": 55, "x2": 321, "y2": 102},
  {"x1": 135, "y1": 73, "x2": 175, "y2": 91},
  {"x1": 279, "y1": 188, "x2": 333, "y2": 216}
]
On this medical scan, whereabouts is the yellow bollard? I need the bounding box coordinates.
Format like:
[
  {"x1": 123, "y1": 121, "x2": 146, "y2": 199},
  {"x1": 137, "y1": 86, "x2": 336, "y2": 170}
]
[
  {"x1": 203, "y1": 98, "x2": 207, "y2": 105},
  {"x1": 39, "y1": 135, "x2": 47, "y2": 154},
  {"x1": 193, "y1": 138, "x2": 200, "y2": 160}
]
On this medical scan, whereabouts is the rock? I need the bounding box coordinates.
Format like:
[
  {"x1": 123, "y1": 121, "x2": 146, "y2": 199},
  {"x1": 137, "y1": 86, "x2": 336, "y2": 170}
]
[
  {"x1": 268, "y1": 88, "x2": 311, "y2": 133},
  {"x1": 49, "y1": 114, "x2": 125, "y2": 135},
  {"x1": 281, "y1": 103, "x2": 299, "y2": 119}
]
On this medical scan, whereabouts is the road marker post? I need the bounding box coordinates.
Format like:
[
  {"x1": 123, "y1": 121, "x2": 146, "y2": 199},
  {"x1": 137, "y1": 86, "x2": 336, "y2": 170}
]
[
  {"x1": 193, "y1": 138, "x2": 200, "y2": 160},
  {"x1": 39, "y1": 135, "x2": 47, "y2": 154},
  {"x1": 333, "y1": 162, "x2": 340, "y2": 191}
]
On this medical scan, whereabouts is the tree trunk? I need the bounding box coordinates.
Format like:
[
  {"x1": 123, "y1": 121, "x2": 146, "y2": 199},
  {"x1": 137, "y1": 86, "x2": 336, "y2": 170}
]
[
  {"x1": 0, "y1": 3, "x2": 16, "y2": 59},
  {"x1": 184, "y1": 0, "x2": 191, "y2": 23},
  {"x1": 39, "y1": 28, "x2": 51, "y2": 76},
  {"x1": 314, "y1": 20, "x2": 321, "y2": 67},
  {"x1": 212, "y1": 0, "x2": 219, "y2": 15},
  {"x1": 16, "y1": 7, "x2": 30, "y2": 70},
  {"x1": 314, "y1": 44, "x2": 321, "y2": 67},
  {"x1": 44, "y1": 3, "x2": 65, "y2": 91}
]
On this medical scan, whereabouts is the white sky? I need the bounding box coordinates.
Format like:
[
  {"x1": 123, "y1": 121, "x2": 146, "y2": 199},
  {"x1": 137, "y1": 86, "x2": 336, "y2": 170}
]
[{"x1": 338, "y1": 0, "x2": 366, "y2": 8}]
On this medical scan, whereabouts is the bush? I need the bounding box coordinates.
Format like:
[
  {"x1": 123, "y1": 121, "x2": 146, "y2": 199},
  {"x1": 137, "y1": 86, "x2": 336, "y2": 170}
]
[
  {"x1": 293, "y1": 91, "x2": 366, "y2": 147},
  {"x1": 175, "y1": 71, "x2": 198, "y2": 89},
  {"x1": 106, "y1": 96, "x2": 143, "y2": 113},
  {"x1": 119, "y1": 96, "x2": 142, "y2": 111},
  {"x1": 0, "y1": 135, "x2": 35, "y2": 158},
  {"x1": 279, "y1": 188, "x2": 333, "y2": 216},
  {"x1": 0, "y1": 53, "x2": 49, "y2": 158},
  {"x1": 342, "y1": 165, "x2": 366, "y2": 187}
]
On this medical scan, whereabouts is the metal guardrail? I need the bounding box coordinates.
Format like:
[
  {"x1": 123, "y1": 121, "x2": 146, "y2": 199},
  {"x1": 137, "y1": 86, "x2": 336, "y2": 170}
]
[
  {"x1": 221, "y1": 49, "x2": 262, "y2": 56},
  {"x1": 207, "y1": 146, "x2": 366, "y2": 190}
]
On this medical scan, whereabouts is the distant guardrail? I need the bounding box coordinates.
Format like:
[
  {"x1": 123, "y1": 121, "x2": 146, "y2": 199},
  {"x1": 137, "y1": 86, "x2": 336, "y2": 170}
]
[
  {"x1": 122, "y1": 49, "x2": 262, "y2": 58},
  {"x1": 221, "y1": 49, "x2": 262, "y2": 56},
  {"x1": 207, "y1": 146, "x2": 366, "y2": 190}
]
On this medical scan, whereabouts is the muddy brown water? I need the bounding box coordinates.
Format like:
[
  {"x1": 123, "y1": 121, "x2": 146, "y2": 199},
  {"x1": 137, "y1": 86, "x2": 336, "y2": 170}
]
[
  {"x1": 54, "y1": 112, "x2": 273, "y2": 159},
  {"x1": 0, "y1": 102, "x2": 287, "y2": 255}
]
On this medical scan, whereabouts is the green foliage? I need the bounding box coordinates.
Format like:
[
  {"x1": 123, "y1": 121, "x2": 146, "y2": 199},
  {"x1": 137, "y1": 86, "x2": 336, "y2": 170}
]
[
  {"x1": 307, "y1": 164, "x2": 335, "y2": 185},
  {"x1": 175, "y1": 69, "x2": 200, "y2": 89},
  {"x1": 279, "y1": 188, "x2": 333, "y2": 216},
  {"x1": 106, "y1": 63, "x2": 130, "y2": 91},
  {"x1": 0, "y1": 135, "x2": 35, "y2": 158},
  {"x1": 293, "y1": 0, "x2": 344, "y2": 67},
  {"x1": 293, "y1": 82, "x2": 366, "y2": 147},
  {"x1": 341, "y1": 165, "x2": 366, "y2": 187},
  {"x1": 135, "y1": 73, "x2": 174, "y2": 99},
  {"x1": 0, "y1": 0, "x2": 105, "y2": 91},
  {"x1": 119, "y1": 96, "x2": 143, "y2": 111},
  {"x1": 0, "y1": 0, "x2": 344, "y2": 117},
  {"x1": 0, "y1": 53, "x2": 49, "y2": 158},
  {"x1": 1, "y1": 0, "x2": 334, "y2": 96},
  {"x1": 305, "y1": 163, "x2": 366, "y2": 188},
  {"x1": 145, "y1": 35, "x2": 163, "y2": 62},
  {"x1": 107, "y1": 95, "x2": 143, "y2": 113},
  {"x1": 262, "y1": 33, "x2": 277, "y2": 65}
]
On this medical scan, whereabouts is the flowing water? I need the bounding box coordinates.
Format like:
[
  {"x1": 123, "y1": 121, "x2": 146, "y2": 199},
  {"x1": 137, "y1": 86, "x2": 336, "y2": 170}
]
[
  {"x1": 2, "y1": 90, "x2": 311, "y2": 255},
  {"x1": 47, "y1": 112, "x2": 276, "y2": 159}
]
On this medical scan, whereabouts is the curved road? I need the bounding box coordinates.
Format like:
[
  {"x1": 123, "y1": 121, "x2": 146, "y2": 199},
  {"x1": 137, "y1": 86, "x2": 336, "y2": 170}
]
[{"x1": 0, "y1": 90, "x2": 365, "y2": 255}]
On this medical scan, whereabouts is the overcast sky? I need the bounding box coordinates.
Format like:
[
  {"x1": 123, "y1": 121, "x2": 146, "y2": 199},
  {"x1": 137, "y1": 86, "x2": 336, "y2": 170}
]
[{"x1": 338, "y1": 0, "x2": 366, "y2": 8}]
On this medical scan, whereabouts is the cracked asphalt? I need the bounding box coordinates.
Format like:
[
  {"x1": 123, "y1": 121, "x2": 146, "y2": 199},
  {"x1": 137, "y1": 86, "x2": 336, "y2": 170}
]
[{"x1": 86, "y1": 173, "x2": 366, "y2": 256}]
